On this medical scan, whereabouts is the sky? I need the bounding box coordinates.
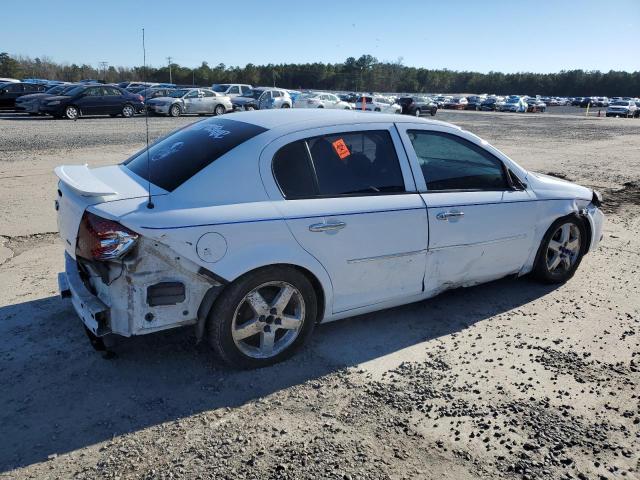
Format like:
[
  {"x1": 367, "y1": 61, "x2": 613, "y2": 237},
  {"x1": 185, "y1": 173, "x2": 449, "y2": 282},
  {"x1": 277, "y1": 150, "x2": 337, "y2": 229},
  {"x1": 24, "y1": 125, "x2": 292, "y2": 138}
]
[{"x1": 2, "y1": 0, "x2": 639, "y2": 73}]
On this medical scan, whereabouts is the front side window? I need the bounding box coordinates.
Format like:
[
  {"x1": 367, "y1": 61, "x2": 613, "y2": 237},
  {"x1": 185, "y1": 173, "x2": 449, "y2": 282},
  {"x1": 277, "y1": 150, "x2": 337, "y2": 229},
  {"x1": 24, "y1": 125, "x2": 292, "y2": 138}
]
[
  {"x1": 228, "y1": 86, "x2": 240, "y2": 94},
  {"x1": 407, "y1": 130, "x2": 507, "y2": 191},
  {"x1": 185, "y1": 90, "x2": 198, "y2": 98},
  {"x1": 273, "y1": 130, "x2": 405, "y2": 199}
]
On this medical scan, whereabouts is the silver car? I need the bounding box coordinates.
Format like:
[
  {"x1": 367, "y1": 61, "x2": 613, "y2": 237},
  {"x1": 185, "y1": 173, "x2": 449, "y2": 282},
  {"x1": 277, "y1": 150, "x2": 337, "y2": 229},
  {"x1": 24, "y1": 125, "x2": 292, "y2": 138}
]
[{"x1": 146, "y1": 88, "x2": 232, "y2": 117}]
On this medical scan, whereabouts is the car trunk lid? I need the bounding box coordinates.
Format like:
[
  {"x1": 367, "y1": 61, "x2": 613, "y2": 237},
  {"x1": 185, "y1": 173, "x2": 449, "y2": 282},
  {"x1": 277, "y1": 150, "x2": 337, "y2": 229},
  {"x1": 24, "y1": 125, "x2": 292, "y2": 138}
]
[{"x1": 55, "y1": 164, "x2": 161, "y2": 258}]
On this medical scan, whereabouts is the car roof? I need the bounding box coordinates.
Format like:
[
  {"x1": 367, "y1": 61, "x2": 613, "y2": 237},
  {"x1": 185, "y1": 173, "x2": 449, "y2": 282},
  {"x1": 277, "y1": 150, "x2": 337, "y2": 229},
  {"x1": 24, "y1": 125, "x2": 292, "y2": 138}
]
[{"x1": 227, "y1": 109, "x2": 457, "y2": 133}]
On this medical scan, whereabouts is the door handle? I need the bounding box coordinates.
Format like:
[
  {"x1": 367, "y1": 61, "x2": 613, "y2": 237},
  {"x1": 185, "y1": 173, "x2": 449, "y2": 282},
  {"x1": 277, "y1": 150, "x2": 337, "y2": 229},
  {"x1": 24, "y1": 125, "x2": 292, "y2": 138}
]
[
  {"x1": 309, "y1": 220, "x2": 346, "y2": 232},
  {"x1": 436, "y1": 210, "x2": 465, "y2": 221}
]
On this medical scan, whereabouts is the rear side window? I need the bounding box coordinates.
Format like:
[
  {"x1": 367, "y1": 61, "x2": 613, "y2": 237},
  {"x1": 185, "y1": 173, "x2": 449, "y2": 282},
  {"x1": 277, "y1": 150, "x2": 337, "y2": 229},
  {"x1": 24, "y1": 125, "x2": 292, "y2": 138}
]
[
  {"x1": 124, "y1": 118, "x2": 268, "y2": 192},
  {"x1": 406, "y1": 130, "x2": 507, "y2": 191},
  {"x1": 273, "y1": 130, "x2": 405, "y2": 198}
]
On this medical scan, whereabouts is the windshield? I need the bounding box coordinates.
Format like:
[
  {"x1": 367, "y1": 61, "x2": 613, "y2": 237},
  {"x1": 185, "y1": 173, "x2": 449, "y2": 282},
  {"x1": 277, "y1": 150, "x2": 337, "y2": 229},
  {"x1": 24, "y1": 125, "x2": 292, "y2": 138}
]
[
  {"x1": 124, "y1": 118, "x2": 269, "y2": 192},
  {"x1": 612, "y1": 101, "x2": 629, "y2": 106},
  {"x1": 212, "y1": 84, "x2": 229, "y2": 92},
  {"x1": 507, "y1": 98, "x2": 520, "y2": 103},
  {"x1": 46, "y1": 85, "x2": 65, "y2": 94},
  {"x1": 167, "y1": 89, "x2": 190, "y2": 98}
]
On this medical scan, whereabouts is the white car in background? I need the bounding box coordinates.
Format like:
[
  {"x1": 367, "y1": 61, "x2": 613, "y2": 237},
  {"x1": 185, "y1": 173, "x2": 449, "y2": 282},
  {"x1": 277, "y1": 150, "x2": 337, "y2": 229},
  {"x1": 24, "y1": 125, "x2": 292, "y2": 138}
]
[
  {"x1": 354, "y1": 95, "x2": 401, "y2": 113},
  {"x1": 55, "y1": 110, "x2": 604, "y2": 369},
  {"x1": 294, "y1": 92, "x2": 352, "y2": 109},
  {"x1": 211, "y1": 83, "x2": 253, "y2": 97}
]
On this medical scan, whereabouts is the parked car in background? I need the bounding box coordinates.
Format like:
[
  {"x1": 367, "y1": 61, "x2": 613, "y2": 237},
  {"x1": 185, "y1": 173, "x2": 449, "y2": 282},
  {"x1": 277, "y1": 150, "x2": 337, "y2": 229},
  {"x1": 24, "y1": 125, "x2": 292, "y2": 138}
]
[
  {"x1": 526, "y1": 98, "x2": 547, "y2": 113},
  {"x1": 606, "y1": 100, "x2": 639, "y2": 118},
  {"x1": 480, "y1": 97, "x2": 501, "y2": 111},
  {"x1": 231, "y1": 88, "x2": 293, "y2": 111},
  {"x1": 396, "y1": 96, "x2": 438, "y2": 116},
  {"x1": 40, "y1": 85, "x2": 144, "y2": 119},
  {"x1": 433, "y1": 95, "x2": 451, "y2": 108},
  {"x1": 0, "y1": 82, "x2": 48, "y2": 110},
  {"x1": 137, "y1": 87, "x2": 175, "y2": 101},
  {"x1": 211, "y1": 84, "x2": 253, "y2": 97},
  {"x1": 465, "y1": 95, "x2": 486, "y2": 110},
  {"x1": 55, "y1": 109, "x2": 605, "y2": 368},
  {"x1": 593, "y1": 97, "x2": 609, "y2": 107},
  {"x1": 500, "y1": 96, "x2": 528, "y2": 112},
  {"x1": 146, "y1": 88, "x2": 232, "y2": 117},
  {"x1": 294, "y1": 92, "x2": 352, "y2": 109},
  {"x1": 15, "y1": 83, "x2": 78, "y2": 115},
  {"x1": 579, "y1": 97, "x2": 597, "y2": 107},
  {"x1": 354, "y1": 95, "x2": 401, "y2": 113},
  {"x1": 443, "y1": 97, "x2": 468, "y2": 109}
]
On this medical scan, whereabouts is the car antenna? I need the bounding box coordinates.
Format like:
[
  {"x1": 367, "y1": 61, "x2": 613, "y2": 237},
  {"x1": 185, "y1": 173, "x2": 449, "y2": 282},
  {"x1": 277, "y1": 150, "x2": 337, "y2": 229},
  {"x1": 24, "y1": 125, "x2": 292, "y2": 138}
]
[{"x1": 142, "y1": 27, "x2": 154, "y2": 209}]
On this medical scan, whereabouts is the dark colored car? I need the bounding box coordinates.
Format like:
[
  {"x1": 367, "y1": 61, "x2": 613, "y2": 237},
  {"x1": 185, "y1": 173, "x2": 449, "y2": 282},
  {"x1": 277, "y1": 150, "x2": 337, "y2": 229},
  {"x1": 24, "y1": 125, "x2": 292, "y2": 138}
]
[
  {"x1": 15, "y1": 84, "x2": 78, "y2": 115},
  {"x1": 0, "y1": 82, "x2": 48, "y2": 110},
  {"x1": 397, "y1": 96, "x2": 437, "y2": 116},
  {"x1": 40, "y1": 85, "x2": 144, "y2": 119},
  {"x1": 465, "y1": 95, "x2": 485, "y2": 110},
  {"x1": 480, "y1": 97, "x2": 499, "y2": 111}
]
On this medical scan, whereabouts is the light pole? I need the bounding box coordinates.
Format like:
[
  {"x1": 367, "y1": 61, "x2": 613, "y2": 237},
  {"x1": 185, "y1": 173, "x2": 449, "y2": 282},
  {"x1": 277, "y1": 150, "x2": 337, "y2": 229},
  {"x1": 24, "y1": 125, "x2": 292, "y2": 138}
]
[{"x1": 166, "y1": 56, "x2": 173, "y2": 83}]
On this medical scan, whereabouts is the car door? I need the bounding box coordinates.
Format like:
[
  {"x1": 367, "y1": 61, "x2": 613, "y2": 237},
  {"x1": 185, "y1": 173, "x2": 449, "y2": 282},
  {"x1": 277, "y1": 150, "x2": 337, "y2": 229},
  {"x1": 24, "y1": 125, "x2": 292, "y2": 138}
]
[
  {"x1": 396, "y1": 124, "x2": 538, "y2": 290},
  {"x1": 75, "y1": 86, "x2": 103, "y2": 115},
  {"x1": 258, "y1": 91, "x2": 272, "y2": 110},
  {"x1": 0, "y1": 83, "x2": 23, "y2": 108},
  {"x1": 202, "y1": 89, "x2": 217, "y2": 113},
  {"x1": 183, "y1": 90, "x2": 199, "y2": 113},
  {"x1": 227, "y1": 85, "x2": 240, "y2": 97},
  {"x1": 102, "y1": 86, "x2": 123, "y2": 114},
  {"x1": 260, "y1": 123, "x2": 429, "y2": 313}
]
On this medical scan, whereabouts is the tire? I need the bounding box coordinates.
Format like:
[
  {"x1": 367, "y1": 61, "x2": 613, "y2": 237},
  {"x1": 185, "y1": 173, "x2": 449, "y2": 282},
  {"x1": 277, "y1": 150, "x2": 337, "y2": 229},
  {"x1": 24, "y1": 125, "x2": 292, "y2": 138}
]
[
  {"x1": 414, "y1": 108, "x2": 421, "y2": 117},
  {"x1": 214, "y1": 104, "x2": 226, "y2": 116},
  {"x1": 208, "y1": 266, "x2": 317, "y2": 369},
  {"x1": 374, "y1": 108, "x2": 381, "y2": 112},
  {"x1": 121, "y1": 104, "x2": 135, "y2": 118},
  {"x1": 532, "y1": 216, "x2": 586, "y2": 284},
  {"x1": 64, "y1": 105, "x2": 79, "y2": 120},
  {"x1": 430, "y1": 108, "x2": 437, "y2": 116},
  {"x1": 281, "y1": 103, "x2": 290, "y2": 108},
  {"x1": 169, "y1": 104, "x2": 182, "y2": 117}
]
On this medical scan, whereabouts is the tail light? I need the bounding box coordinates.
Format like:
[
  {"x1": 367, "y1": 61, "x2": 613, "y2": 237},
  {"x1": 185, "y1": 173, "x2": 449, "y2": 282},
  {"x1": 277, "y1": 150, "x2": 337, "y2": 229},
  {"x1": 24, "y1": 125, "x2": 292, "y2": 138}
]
[{"x1": 77, "y1": 212, "x2": 139, "y2": 261}]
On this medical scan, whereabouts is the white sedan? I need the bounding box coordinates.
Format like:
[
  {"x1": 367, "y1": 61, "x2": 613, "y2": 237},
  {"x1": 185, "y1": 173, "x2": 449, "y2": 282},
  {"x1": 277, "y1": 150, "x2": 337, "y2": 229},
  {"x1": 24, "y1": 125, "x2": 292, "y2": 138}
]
[
  {"x1": 354, "y1": 95, "x2": 402, "y2": 113},
  {"x1": 294, "y1": 92, "x2": 352, "y2": 109},
  {"x1": 55, "y1": 110, "x2": 604, "y2": 368}
]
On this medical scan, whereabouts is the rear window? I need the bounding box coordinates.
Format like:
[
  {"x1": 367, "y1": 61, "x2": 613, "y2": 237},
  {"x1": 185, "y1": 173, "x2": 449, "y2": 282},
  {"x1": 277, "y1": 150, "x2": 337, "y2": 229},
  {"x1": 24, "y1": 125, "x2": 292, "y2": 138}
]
[{"x1": 124, "y1": 118, "x2": 268, "y2": 192}]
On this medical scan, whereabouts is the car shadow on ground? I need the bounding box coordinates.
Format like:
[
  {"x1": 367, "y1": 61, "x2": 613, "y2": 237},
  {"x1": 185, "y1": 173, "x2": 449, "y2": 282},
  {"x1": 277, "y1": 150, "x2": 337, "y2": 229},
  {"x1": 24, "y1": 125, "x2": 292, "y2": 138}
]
[{"x1": 0, "y1": 276, "x2": 558, "y2": 472}]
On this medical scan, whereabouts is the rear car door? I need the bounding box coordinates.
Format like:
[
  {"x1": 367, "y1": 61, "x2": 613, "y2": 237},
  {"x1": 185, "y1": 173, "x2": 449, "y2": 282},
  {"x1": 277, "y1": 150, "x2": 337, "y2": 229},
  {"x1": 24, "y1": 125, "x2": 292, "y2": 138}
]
[
  {"x1": 202, "y1": 89, "x2": 216, "y2": 113},
  {"x1": 396, "y1": 124, "x2": 537, "y2": 289},
  {"x1": 260, "y1": 124, "x2": 429, "y2": 313},
  {"x1": 183, "y1": 89, "x2": 199, "y2": 113},
  {"x1": 102, "y1": 86, "x2": 123, "y2": 114}
]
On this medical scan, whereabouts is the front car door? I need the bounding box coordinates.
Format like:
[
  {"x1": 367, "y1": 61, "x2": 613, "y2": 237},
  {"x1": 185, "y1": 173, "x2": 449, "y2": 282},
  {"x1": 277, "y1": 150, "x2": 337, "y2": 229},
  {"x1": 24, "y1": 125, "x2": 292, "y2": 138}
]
[
  {"x1": 76, "y1": 86, "x2": 103, "y2": 115},
  {"x1": 396, "y1": 123, "x2": 537, "y2": 290},
  {"x1": 183, "y1": 89, "x2": 199, "y2": 113},
  {"x1": 0, "y1": 83, "x2": 23, "y2": 108},
  {"x1": 260, "y1": 123, "x2": 429, "y2": 314}
]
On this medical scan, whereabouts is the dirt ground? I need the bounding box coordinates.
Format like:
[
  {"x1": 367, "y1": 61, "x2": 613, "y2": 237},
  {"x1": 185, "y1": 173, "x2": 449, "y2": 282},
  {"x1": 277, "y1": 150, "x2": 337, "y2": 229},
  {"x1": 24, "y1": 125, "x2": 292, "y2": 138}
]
[{"x1": 0, "y1": 109, "x2": 638, "y2": 480}]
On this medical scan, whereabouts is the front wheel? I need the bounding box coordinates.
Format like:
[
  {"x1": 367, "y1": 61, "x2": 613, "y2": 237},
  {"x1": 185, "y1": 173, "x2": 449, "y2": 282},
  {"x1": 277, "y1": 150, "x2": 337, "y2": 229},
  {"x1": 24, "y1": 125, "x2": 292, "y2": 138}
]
[
  {"x1": 533, "y1": 216, "x2": 585, "y2": 283},
  {"x1": 414, "y1": 108, "x2": 421, "y2": 117},
  {"x1": 169, "y1": 104, "x2": 181, "y2": 117},
  {"x1": 64, "y1": 105, "x2": 79, "y2": 120},
  {"x1": 430, "y1": 108, "x2": 437, "y2": 116},
  {"x1": 281, "y1": 103, "x2": 290, "y2": 108},
  {"x1": 208, "y1": 266, "x2": 317, "y2": 369}
]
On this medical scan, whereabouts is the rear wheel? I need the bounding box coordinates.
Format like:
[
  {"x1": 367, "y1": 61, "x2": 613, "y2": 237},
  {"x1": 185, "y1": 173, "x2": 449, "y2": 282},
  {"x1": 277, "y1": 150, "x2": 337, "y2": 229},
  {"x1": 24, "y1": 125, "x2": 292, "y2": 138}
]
[
  {"x1": 214, "y1": 104, "x2": 226, "y2": 116},
  {"x1": 121, "y1": 104, "x2": 135, "y2": 118},
  {"x1": 414, "y1": 108, "x2": 421, "y2": 117},
  {"x1": 208, "y1": 266, "x2": 317, "y2": 368},
  {"x1": 533, "y1": 216, "x2": 585, "y2": 283},
  {"x1": 430, "y1": 108, "x2": 437, "y2": 116},
  {"x1": 169, "y1": 104, "x2": 181, "y2": 117},
  {"x1": 64, "y1": 105, "x2": 79, "y2": 120}
]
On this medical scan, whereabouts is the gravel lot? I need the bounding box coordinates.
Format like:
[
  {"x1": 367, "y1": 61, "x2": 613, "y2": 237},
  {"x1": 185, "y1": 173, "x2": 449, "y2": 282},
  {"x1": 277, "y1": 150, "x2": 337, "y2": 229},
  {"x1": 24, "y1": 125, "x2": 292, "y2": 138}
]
[{"x1": 0, "y1": 109, "x2": 638, "y2": 480}]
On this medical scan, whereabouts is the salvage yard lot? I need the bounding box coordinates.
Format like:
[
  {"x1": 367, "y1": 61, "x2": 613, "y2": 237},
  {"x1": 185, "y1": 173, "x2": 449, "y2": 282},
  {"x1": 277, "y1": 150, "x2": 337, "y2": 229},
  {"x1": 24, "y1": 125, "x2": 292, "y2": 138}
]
[{"x1": 0, "y1": 110, "x2": 638, "y2": 479}]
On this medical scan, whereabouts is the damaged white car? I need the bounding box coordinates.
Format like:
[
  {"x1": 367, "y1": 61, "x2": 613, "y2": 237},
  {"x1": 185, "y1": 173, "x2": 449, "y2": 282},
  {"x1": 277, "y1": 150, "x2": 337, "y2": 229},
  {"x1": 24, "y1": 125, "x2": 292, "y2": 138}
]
[{"x1": 56, "y1": 110, "x2": 605, "y2": 368}]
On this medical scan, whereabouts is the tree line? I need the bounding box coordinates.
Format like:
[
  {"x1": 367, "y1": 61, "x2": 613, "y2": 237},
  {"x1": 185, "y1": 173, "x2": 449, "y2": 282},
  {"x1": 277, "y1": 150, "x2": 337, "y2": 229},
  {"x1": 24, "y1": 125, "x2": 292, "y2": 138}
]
[{"x1": 1, "y1": 52, "x2": 638, "y2": 96}]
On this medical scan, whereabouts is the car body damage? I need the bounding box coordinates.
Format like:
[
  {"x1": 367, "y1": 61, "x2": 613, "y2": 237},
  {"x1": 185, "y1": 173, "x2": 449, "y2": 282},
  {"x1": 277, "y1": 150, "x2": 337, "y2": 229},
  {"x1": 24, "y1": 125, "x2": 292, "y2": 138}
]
[{"x1": 55, "y1": 110, "x2": 605, "y2": 366}]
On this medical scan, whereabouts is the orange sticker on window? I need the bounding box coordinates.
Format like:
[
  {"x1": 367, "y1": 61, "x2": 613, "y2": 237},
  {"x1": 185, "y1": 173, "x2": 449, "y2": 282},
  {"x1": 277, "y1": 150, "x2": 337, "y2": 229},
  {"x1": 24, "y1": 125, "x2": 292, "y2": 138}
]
[{"x1": 332, "y1": 138, "x2": 351, "y2": 160}]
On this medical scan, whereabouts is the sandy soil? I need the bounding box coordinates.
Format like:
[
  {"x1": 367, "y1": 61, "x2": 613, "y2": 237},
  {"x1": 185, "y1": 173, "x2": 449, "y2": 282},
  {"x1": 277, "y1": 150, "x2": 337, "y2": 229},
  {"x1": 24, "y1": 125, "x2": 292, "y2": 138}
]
[{"x1": 0, "y1": 110, "x2": 638, "y2": 480}]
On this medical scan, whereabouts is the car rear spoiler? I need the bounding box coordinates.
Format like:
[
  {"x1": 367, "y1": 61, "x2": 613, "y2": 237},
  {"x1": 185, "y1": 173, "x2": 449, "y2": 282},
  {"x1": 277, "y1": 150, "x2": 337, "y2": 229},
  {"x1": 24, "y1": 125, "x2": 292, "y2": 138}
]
[{"x1": 54, "y1": 165, "x2": 117, "y2": 196}]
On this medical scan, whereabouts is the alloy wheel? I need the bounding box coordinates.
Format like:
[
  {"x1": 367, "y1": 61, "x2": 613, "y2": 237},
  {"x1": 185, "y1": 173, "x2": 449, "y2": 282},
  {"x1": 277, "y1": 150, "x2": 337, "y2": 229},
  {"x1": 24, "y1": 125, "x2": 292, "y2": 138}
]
[
  {"x1": 231, "y1": 281, "x2": 305, "y2": 359},
  {"x1": 546, "y1": 222, "x2": 581, "y2": 273},
  {"x1": 122, "y1": 105, "x2": 135, "y2": 118},
  {"x1": 65, "y1": 106, "x2": 78, "y2": 120}
]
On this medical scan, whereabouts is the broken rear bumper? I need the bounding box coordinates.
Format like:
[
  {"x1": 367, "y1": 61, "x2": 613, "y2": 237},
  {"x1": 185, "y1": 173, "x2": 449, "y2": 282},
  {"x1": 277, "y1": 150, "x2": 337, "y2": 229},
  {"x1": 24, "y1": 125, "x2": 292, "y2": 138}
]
[{"x1": 59, "y1": 252, "x2": 111, "y2": 337}]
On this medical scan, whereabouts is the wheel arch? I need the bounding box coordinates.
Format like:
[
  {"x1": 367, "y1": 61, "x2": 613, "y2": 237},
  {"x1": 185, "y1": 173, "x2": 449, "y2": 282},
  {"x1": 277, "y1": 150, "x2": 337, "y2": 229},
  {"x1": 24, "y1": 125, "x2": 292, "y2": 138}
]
[{"x1": 195, "y1": 261, "x2": 329, "y2": 342}]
